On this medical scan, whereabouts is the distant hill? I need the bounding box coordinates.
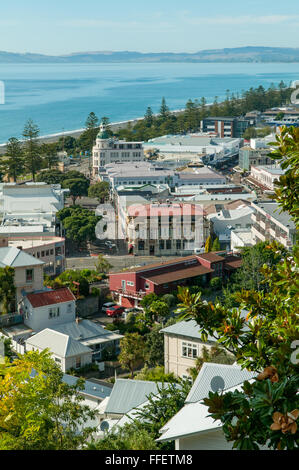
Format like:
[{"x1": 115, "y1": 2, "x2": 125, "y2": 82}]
[{"x1": 2, "y1": 47, "x2": 299, "y2": 63}]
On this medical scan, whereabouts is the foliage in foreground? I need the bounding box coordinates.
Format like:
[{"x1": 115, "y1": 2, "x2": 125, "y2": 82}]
[{"x1": 0, "y1": 351, "x2": 96, "y2": 450}]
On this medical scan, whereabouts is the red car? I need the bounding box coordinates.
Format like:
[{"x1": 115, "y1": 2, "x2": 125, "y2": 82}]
[{"x1": 106, "y1": 306, "x2": 125, "y2": 318}]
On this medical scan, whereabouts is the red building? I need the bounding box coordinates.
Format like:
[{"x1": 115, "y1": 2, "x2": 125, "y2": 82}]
[{"x1": 109, "y1": 252, "x2": 242, "y2": 308}]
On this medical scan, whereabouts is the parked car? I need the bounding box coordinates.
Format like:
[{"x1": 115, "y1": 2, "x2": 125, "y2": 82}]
[
  {"x1": 102, "y1": 302, "x2": 117, "y2": 313},
  {"x1": 106, "y1": 306, "x2": 125, "y2": 318}
]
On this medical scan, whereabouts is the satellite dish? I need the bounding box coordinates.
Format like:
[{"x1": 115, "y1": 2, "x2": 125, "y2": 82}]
[
  {"x1": 100, "y1": 421, "x2": 110, "y2": 432},
  {"x1": 210, "y1": 376, "x2": 225, "y2": 393}
]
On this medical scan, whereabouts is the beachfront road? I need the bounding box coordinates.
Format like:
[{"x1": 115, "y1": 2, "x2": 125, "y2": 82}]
[{"x1": 66, "y1": 254, "x2": 178, "y2": 272}]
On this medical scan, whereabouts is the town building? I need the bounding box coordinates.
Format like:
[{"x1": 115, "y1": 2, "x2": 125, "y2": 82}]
[
  {"x1": 248, "y1": 165, "x2": 285, "y2": 191},
  {"x1": 230, "y1": 229, "x2": 252, "y2": 253},
  {"x1": 21, "y1": 287, "x2": 76, "y2": 332},
  {"x1": 5, "y1": 236, "x2": 65, "y2": 276},
  {"x1": 0, "y1": 182, "x2": 68, "y2": 239},
  {"x1": 143, "y1": 133, "x2": 241, "y2": 166},
  {"x1": 207, "y1": 200, "x2": 254, "y2": 250},
  {"x1": 100, "y1": 162, "x2": 178, "y2": 191},
  {"x1": 25, "y1": 318, "x2": 123, "y2": 372},
  {"x1": 251, "y1": 201, "x2": 297, "y2": 249},
  {"x1": 238, "y1": 134, "x2": 276, "y2": 170},
  {"x1": 125, "y1": 202, "x2": 210, "y2": 256},
  {"x1": 109, "y1": 252, "x2": 242, "y2": 308},
  {"x1": 0, "y1": 247, "x2": 44, "y2": 305},
  {"x1": 92, "y1": 123, "x2": 145, "y2": 177},
  {"x1": 25, "y1": 328, "x2": 93, "y2": 373},
  {"x1": 201, "y1": 117, "x2": 252, "y2": 138}
]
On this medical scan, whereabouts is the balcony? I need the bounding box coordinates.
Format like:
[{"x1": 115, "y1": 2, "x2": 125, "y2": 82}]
[{"x1": 115, "y1": 288, "x2": 147, "y2": 300}]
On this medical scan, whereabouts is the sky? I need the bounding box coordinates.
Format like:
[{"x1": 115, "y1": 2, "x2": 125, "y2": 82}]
[{"x1": 1, "y1": 0, "x2": 299, "y2": 54}]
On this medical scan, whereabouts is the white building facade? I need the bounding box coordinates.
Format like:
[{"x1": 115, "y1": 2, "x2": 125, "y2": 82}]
[{"x1": 92, "y1": 124, "x2": 145, "y2": 177}]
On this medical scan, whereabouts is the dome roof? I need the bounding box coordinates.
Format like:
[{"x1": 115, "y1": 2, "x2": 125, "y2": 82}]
[{"x1": 97, "y1": 123, "x2": 109, "y2": 139}]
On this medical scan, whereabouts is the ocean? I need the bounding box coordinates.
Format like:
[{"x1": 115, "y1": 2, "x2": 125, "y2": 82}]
[{"x1": 1, "y1": 62, "x2": 299, "y2": 144}]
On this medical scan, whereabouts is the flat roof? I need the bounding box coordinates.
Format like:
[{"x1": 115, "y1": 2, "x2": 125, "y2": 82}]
[{"x1": 253, "y1": 201, "x2": 295, "y2": 229}]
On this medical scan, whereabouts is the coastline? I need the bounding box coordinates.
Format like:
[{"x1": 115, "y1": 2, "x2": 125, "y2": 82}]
[{"x1": 0, "y1": 107, "x2": 189, "y2": 152}]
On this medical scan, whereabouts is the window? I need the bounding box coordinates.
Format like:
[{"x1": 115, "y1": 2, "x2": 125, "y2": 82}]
[
  {"x1": 182, "y1": 342, "x2": 198, "y2": 359},
  {"x1": 67, "y1": 303, "x2": 73, "y2": 313},
  {"x1": 49, "y1": 307, "x2": 60, "y2": 319},
  {"x1": 37, "y1": 252, "x2": 40, "y2": 258},
  {"x1": 138, "y1": 241, "x2": 145, "y2": 251},
  {"x1": 127, "y1": 281, "x2": 134, "y2": 287},
  {"x1": 166, "y1": 240, "x2": 172, "y2": 250},
  {"x1": 75, "y1": 357, "x2": 81, "y2": 369},
  {"x1": 50, "y1": 249, "x2": 54, "y2": 255},
  {"x1": 54, "y1": 357, "x2": 61, "y2": 364},
  {"x1": 41, "y1": 251, "x2": 45, "y2": 257},
  {"x1": 145, "y1": 282, "x2": 150, "y2": 290},
  {"x1": 26, "y1": 269, "x2": 34, "y2": 283}
]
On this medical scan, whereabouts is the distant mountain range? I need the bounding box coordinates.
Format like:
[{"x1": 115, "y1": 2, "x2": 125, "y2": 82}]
[{"x1": 1, "y1": 47, "x2": 299, "y2": 63}]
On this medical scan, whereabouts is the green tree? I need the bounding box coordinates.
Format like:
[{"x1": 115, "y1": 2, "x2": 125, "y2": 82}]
[
  {"x1": 23, "y1": 119, "x2": 42, "y2": 181},
  {"x1": 147, "y1": 300, "x2": 169, "y2": 323},
  {"x1": 89, "y1": 422, "x2": 158, "y2": 450},
  {"x1": 144, "y1": 107, "x2": 154, "y2": 127},
  {"x1": 57, "y1": 206, "x2": 101, "y2": 248},
  {"x1": 205, "y1": 235, "x2": 213, "y2": 253},
  {"x1": 159, "y1": 97, "x2": 170, "y2": 120},
  {"x1": 0, "y1": 350, "x2": 96, "y2": 450},
  {"x1": 0, "y1": 267, "x2": 16, "y2": 314},
  {"x1": 133, "y1": 380, "x2": 192, "y2": 449},
  {"x1": 212, "y1": 237, "x2": 221, "y2": 252},
  {"x1": 40, "y1": 143, "x2": 59, "y2": 169},
  {"x1": 118, "y1": 333, "x2": 145, "y2": 378},
  {"x1": 145, "y1": 324, "x2": 165, "y2": 367},
  {"x1": 95, "y1": 254, "x2": 112, "y2": 274},
  {"x1": 140, "y1": 293, "x2": 159, "y2": 309},
  {"x1": 88, "y1": 181, "x2": 110, "y2": 203},
  {"x1": 36, "y1": 169, "x2": 65, "y2": 185},
  {"x1": 2, "y1": 137, "x2": 24, "y2": 182},
  {"x1": 62, "y1": 178, "x2": 90, "y2": 205}
]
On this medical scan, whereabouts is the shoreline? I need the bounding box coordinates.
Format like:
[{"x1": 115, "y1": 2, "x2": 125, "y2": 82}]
[{"x1": 0, "y1": 106, "x2": 190, "y2": 151}]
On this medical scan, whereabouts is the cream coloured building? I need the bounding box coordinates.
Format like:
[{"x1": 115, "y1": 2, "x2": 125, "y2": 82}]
[
  {"x1": 0, "y1": 247, "x2": 44, "y2": 306},
  {"x1": 92, "y1": 123, "x2": 145, "y2": 177},
  {"x1": 160, "y1": 320, "x2": 217, "y2": 379}
]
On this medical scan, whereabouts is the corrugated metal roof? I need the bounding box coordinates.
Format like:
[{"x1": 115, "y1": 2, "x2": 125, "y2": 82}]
[
  {"x1": 158, "y1": 379, "x2": 255, "y2": 442},
  {"x1": 51, "y1": 320, "x2": 116, "y2": 341},
  {"x1": 26, "y1": 288, "x2": 76, "y2": 308},
  {"x1": 160, "y1": 319, "x2": 215, "y2": 342},
  {"x1": 0, "y1": 247, "x2": 44, "y2": 268},
  {"x1": 105, "y1": 379, "x2": 168, "y2": 415},
  {"x1": 62, "y1": 374, "x2": 112, "y2": 400},
  {"x1": 143, "y1": 265, "x2": 213, "y2": 285},
  {"x1": 26, "y1": 328, "x2": 92, "y2": 358},
  {"x1": 186, "y1": 363, "x2": 256, "y2": 404}
]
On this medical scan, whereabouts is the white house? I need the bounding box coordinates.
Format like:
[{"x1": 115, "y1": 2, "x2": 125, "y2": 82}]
[
  {"x1": 21, "y1": 287, "x2": 76, "y2": 332},
  {"x1": 26, "y1": 328, "x2": 93, "y2": 372},
  {"x1": 157, "y1": 363, "x2": 257, "y2": 450}
]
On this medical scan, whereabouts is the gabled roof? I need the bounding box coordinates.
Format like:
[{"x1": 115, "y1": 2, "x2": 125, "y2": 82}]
[
  {"x1": 26, "y1": 288, "x2": 76, "y2": 308},
  {"x1": 62, "y1": 374, "x2": 112, "y2": 400},
  {"x1": 160, "y1": 319, "x2": 215, "y2": 342},
  {"x1": 143, "y1": 265, "x2": 213, "y2": 285},
  {"x1": 0, "y1": 247, "x2": 44, "y2": 268},
  {"x1": 158, "y1": 376, "x2": 256, "y2": 443},
  {"x1": 26, "y1": 328, "x2": 92, "y2": 358},
  {"x1": 105, "y1": 379, "x2": 170, "y2": 415},
  {"x1": 186, "y1": 363, "x2": 256, "y2": 404},
  {"x1": 51, "y1": 319, "x2": 123, "y2": 343}
]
